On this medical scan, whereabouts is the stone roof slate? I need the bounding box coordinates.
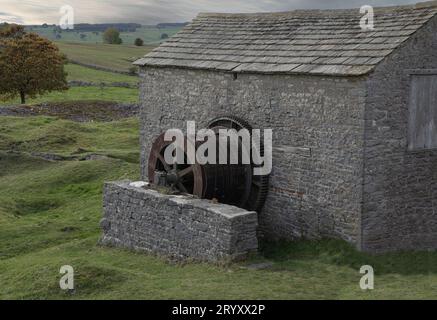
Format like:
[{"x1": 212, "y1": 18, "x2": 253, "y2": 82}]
[{"x1": 134, "y1": 1, "x2": 437, "y2": 76}]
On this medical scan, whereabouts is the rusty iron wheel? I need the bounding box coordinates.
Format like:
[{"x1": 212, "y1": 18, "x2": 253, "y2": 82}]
[
  {"x1": 148, "y1": 132, "x2": 204, "y2": 197},
  {"x1": 148, "y1": 116, "x2": 269, "y2": 212}
]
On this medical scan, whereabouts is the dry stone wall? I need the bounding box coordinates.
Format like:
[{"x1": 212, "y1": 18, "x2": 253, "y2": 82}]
[{"x1": 100, "y1": 181, "x2": 258, "y2": 262}]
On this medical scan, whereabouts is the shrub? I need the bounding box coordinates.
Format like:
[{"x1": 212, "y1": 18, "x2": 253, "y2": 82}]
[
  {"x1": 134, "y1": 38, "x2": 144, "y2": 46},
  {"x1": 103, "y1": 28, "x2": 122, "y2": 45}
]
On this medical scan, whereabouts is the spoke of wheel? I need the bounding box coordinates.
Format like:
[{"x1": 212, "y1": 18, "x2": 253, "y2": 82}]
[
  {"x1": 156, "y1": 152, "x2": 171, "y2": 172},
  {"x1": 177, "y1": 182, "x2": 188, "y2": 193},
  {"x1": 178, "y1": 166, "x2": 194, "y2": 177}
]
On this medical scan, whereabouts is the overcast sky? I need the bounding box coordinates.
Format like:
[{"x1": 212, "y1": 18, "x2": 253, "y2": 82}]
[{"x1": 0, "y1": 0, "x2": 422, "y2": 25}]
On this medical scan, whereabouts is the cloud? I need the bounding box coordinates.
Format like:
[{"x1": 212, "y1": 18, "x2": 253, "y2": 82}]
[
  {"x1": 0, "y1": 11, "x2": 24, "y2": 24},
  {"x1": 0, "y1": 0, "x2": 420, "y2": 25}
]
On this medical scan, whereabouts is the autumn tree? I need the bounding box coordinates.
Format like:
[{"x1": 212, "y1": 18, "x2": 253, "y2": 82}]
[
  {"x1": 103, "y1": 27, "x2": 122, "y2": 44},
  {"x1": 0, "y1": 23, "x2": 25, "y2": 40},
  {"x1": 0, "y1": 24, "x2": 67, "y2": 104}
]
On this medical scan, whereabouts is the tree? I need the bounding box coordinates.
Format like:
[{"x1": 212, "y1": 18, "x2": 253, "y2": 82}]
[
  {"x1": 0, "y1": 24, "x2": 68, "y2": 104},
  {"x1": 0, "y1": 23, "x2": 25, "y2": 39},
  {"x1": 103, "y1": 27, "x2": 122, "y2": 44},
  {"x1": 134, "y1": 37, "x2": 144, "y2": 46}
]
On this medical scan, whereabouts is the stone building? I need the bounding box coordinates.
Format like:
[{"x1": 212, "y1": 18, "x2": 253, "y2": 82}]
[{"x1": 133, "y1": 2, "x2": 437, "y2": 253}]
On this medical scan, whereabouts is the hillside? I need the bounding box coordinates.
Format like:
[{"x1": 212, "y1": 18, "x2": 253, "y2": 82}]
[
  {"x1": 25, "y1": 24, "x2": 183, "y2": 46},
  {"x1": 57, "y1": 42, "x2": 153, "y2": 73},
  {"x1": 64, "y1": 64, "x2": 139, "y2": 85},
  {"x1": 1, "y1": 115, "x2": 437, "y2": 299}
]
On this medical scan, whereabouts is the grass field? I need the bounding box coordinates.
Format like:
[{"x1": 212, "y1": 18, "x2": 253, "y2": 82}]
[
  {"x1": 1, "y1": 87, "x2": 138, "y2": 105},
  {"x1": 1, "y1": 115, "x2": 437, "y2": 299},
  {"x1": 57, "y1": 42, "x2": 154, "y2": 73},
  {"x1": 26, "y1": 25, "x2": 182, "y2": 46},
  {"x1": 65, "y1": 64, "x2": 138, "y2": 85}
]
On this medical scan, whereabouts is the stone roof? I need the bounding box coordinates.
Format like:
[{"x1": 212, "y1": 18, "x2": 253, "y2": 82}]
[{"x1": 134, "y1": 1, "x2": 437, "y2": 76}]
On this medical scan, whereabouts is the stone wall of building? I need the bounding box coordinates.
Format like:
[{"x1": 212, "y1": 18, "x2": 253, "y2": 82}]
[
  {"x1": 362, "y1": 15, "x2": 437, "y2": 252},
  {"x1": 100, "y1": 181, "x2": 258, "y2": 262},
  {"x1": 138, "y1": 68, "x2": 367, "y2": 246}
]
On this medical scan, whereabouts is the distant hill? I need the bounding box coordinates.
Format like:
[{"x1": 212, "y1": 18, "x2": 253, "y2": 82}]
[
  {"x1": 156, "y1": 22, "x2": 188, "y2": 28},
  {"x1": 64, "y1": 23, "x2": 142, "y2": 32},
  {"x1": 27, "y1": 23, "x2": 141, "y2": 32},
  {"x1": 24, "y1": 23, "x2": 184, "y2": 46}
]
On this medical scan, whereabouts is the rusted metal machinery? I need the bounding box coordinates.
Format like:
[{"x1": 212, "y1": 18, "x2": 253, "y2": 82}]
[{"x1": 148, "y1": 116, "x2": 269, "y2": 212}]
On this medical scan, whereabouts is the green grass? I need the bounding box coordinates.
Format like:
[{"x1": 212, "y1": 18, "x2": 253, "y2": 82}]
[
  {"x1": 0, "y1": 62, "x2": 139, "y2": 106},
  {"x1": 1, "y1": 115, "x2": 437, "y2": 299},
  {"x1": 26, "y1": 25, "x2": 182, "y2": 46},
  {"x1": 57, "y1": 42, "x2": 154, "y2": 73},
  {"x1": 65, "y1": 64, "x2": 138, "y2": 85},
  {"x1": 1, "y1": 87, "x2": 138, "y2": 105},
  {"x1": 0, "y1": 116, "x2": 140, "y2": 162}
]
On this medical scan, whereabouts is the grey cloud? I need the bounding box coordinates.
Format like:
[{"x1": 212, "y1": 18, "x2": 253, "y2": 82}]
[
  {"x1": 85, "y1": 0, "x2": 419, "y2": 24},
  {"x1": 0, "y1": 11, "x2": 24, "y2": 24},
  {"x1": 0, "y1": 0, "x2": 421, "y2": 25}
]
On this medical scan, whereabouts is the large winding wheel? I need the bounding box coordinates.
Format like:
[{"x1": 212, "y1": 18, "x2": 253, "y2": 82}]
[{"x1": 148, "y1": 116, "x2": 269, "y2": 212}]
